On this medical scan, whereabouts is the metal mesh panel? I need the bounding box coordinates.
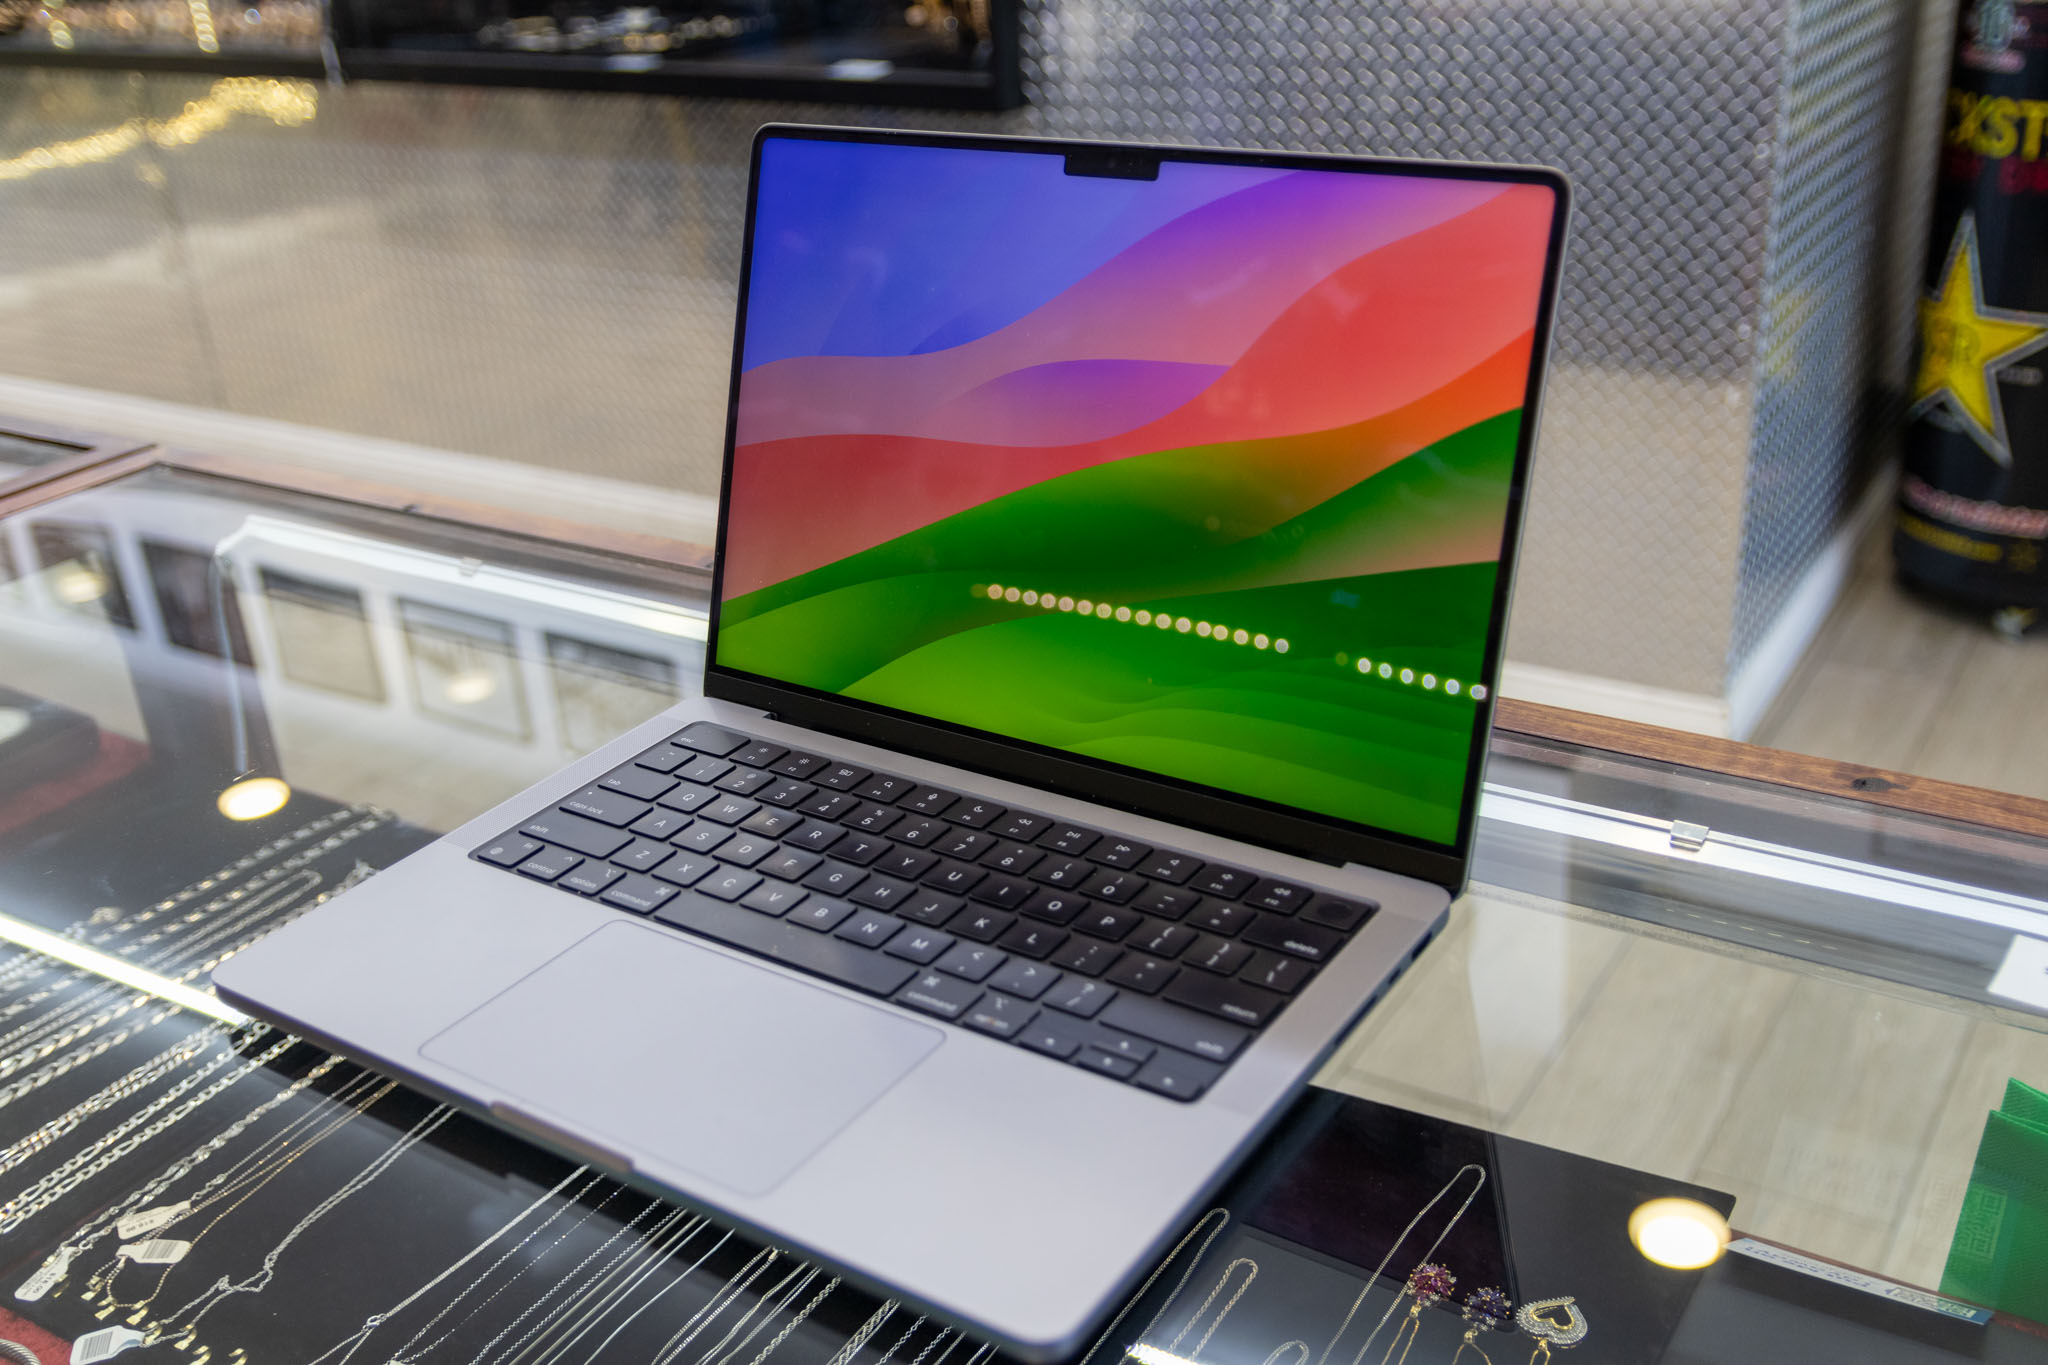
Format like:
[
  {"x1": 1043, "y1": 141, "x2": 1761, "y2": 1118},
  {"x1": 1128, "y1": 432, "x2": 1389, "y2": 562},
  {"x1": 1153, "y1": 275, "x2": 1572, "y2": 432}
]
[{"x1": 0, "y1": 0, "x2": 1915, "y2": 697}]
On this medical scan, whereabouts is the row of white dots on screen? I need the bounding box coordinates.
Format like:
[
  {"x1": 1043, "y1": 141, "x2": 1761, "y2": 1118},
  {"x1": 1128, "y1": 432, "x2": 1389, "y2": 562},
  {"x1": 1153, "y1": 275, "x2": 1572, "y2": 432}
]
[{"x1": 980, "y1": 583, "x2": 1292, "y2": 652}]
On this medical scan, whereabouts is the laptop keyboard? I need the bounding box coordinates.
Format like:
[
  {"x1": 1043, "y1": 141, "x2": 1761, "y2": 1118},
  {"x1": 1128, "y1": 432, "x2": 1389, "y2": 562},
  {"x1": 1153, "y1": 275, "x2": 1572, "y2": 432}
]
[{"x1": 471, "y1": 722, "x2": 1379, "y2": 1103}]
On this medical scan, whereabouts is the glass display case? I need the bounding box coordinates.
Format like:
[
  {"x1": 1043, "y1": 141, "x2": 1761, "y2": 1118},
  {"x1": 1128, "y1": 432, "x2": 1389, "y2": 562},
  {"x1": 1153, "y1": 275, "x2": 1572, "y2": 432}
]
[
  {"x1": 330, "y1": 0, "x2": 1022, "y2": 108},
  {"x1": 0, "y1": 0, "x2": 322, "y2": 75},
  {"x1": 0, "y1": 437, "x2": 2044, "y2": 1365}
]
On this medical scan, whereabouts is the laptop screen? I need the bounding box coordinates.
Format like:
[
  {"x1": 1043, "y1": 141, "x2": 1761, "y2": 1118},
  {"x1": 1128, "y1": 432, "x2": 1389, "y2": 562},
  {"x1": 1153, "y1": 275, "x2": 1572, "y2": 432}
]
[{"x1": 712, "y1": 132, "x2": 1561, "y2": 851}]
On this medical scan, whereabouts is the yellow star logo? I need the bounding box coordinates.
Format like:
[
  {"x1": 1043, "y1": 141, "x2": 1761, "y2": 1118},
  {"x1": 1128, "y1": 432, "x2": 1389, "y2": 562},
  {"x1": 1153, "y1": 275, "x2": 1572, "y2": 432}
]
[{"x1": 1912, "y1": 213, "x2": 2048, "y2": 467}]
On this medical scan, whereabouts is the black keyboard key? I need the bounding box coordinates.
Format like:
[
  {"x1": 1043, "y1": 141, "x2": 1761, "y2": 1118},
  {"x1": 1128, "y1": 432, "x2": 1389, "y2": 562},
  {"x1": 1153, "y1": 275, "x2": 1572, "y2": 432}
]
[
  {"x1": 1106, "y1": 956, "x2": 1180, "y2": 995},
  {"x1": 1084, "y1": 870, "x2": 1148, "y2": 904},
  {"x1": 815, "y1": 763, "x2": 871, "y2": 791},
  {"x1": 994, "y1": 812, "x2": 1051, "y2": 841},
  {"x1": 963, "y1": 993, "x2": 1038, "y2": 1039},
  {"x1": 601, "y1": 874, "x2": 677, "y2": 915},
  {"x1": 699, "y1": 867, "x2": 762, "y2": 902},
  {"x1": 936, "y1": 829, "x2": 995, "y2": 860},
  {"x1": 1138, "y1": 851, "x2": 1202, "y2": 884},
  {"x1": 1242, "y1": 914, "x2": 1342, "y2": 963},
  {"x1": 599, "y1": 767, "x2": 677, "y2": 801},
  {"x1": 611, "y1": 839, "x2": 674, "y2": 874},
  {"x1": 895, "y1": 972, "x2": 982, "y2": 1021},
  {"x1": 770, "y1": 751, "x2": 826, "y2": 779},
  {"x1": 656, "y1": 893, "x2": 915, "y2": 996},
  {"x1": 675, "y1": 723, "x2": 748, "y2": 756},
  {"x1": 1189, "y1": 902, "x2": 1255, "y2": 936},
  {"x1": 788, "y1": 820, "x2": 847, "y2": 854},
  {"x1": 850, "y1": 875, "x2": 917, "y2": 911},
  {"x1": 560, "y1": 862, "x2": 623, "y2": 895},
  {"x1": 734, "y1": 741, "x2": 787, "y2": 768},
  {"x1": 923, "y1": 861, "x2": 986, "y2": 895},
  {"x1": 903, "y1": 788, "x2": 960, "y2": 816},
  {"x1": 845, "y1": 803, "x2": 904, "y2": 834},
  {"x1": 982, "y1": 842, "x2": 1044, "y2": 875},
  {"x1": 999, "y1": 922, "x2": 1068, "y2": 960},
  {"x1": 1075, "y1": 1048, "x2": 1139, "y2": 1081},
  {"x1": 1050, "y1": 939, "x2": 1123, "y2": 977},
  {"x1": 1099, "y1": 994, "x2": 1251, "y2": 1064},
  {"x1": 969, "y1": 875, "x2": 1034, "y2": 909},
  {"x1": 1021, "y1": 890, "x2": 1090, "y2": 925},
  {"x1": 634, "y1": 744, "x2": 692, "y2": 773},
  {"x1": 1046, "y1": 978, "x2": 1117, "y2": 1019},
  {"x1": 715, "y1": 834, "x2": 777, "y2": 868},
  {"x1": 1039, "y1": 824, "x2": 1100, "y2": 856},
  {"x1": 949, "y1": 799, "x2": 1004, "y2": 829},
  {"x1": 1094, "y1": 838, "x2": 1152, "y2": 870},
  {"x1": 715, "y1": 768, "x2": 774, "y2": 795},
  {"x1": 1241, "y1": 952, "x2": 1316, "y2": 995},
  {"x1": 699, "y1": 795, "x2": 758, "y2": 826},
  {"x1": 788, "y1": 897, "x2": 855, "y2": 931},
  {"x1": 1247, "y1": 879, "x2": 1310, "y2": 914},
  {"x1": 1032, "y1": 858, "x2": 1094, "y2": 889},
  {"x1": 1095, "y1": 1032, "x2": 1156, "y2": 1065},
  {"x1": 657, "y1": 783, "x2": 718, "y2": 814},
  {"x1": 1130, "y1": 920, "x2": 1197, "y2": 959},
  {"x1": 652, "y1": 852, "x2": 717, "y2": 887},
  {"x1": 1077, "y1": 906, "x2": 1142, "y2": 941},
  {"x1": 935, "y1": 943, "x2": 1007, "y2": 982},
  {"x1": 741, "y1": 807, "x2": 803, "y2": 838},
  {"x1": 798, "y1": 791, "x2": 861, "y2": 820},
  {"x1": 1131, "y1": 885, "x2": 1202, "y2": 920},
  {"x1": 898, "y1": 891, "x2": 964, "y2": 927},
  {"x1": 885, "y1": 926, "x2": 956, "y2": 965},
  {"x1": 988, "y1": 959, "x2": 1062, "y2": 1001},
  {"x1": 873, "y1": 847, "x2": 937, "y2": 881},
  {"x1": 1164, "y1": 971, "x2": 1284, "y2": 1028},
  {"x1": 630, "y1": 809, "x2": 691, "y2": 840},
  {"x1": 1194, "y1": 865, "x2": 1254, "y2": 898},
  {"x1": 559, "y1": 787, "x2": 651, "y2": 828},
  {"x1": 857, "y1": 774, "x2": 913, "y2": 802},
  {"x1": 674, "y1": 824, "x2": 733, "y2": 855},
  {"x1": 522, "y1": 812, "x2": 632, "y2": 859},
  {"x1": 478, "y1": 834, "x2": 542, "y2": 867},
  {"x1": 1016, "y1": 1015, "x2": 1090, "y2": 1059},
  {"x1": 892, "y1": 818, "x2": 949, "y2": 847},
  {"x1": 1187, "y1": 936, "x2": 1254, "y2": 975},
  {"x1": 1133, "y1": 1050, "x2": 1222, "y2": 1101},
  {"x1": 803, "y1": 862, "x2": 869, "y2": 897},
  {"x1": 832, "y1": 833, "x2": 892, "y2": 866},
  {"x1": 835, "y1": 910, "x2": 904, "y2": 949},
  {"x1": 742, "y1": 881, "x2": 808, "y2": 917},
  {"x1": 758, "y1": 848, "x2": 822, "y2": 882},
  {"x1": 952, "y1": 907, "x2": 1016, "y2": 943},
  {"x1": 758, "y1": 779, "x2": 817, "y2": 808},
  {"x1": 1304, "y1": 896, "x2": 1377, "y2": 931},
  {"x1": 678, "y1": 755, "x2": 735, "y2": 784}
]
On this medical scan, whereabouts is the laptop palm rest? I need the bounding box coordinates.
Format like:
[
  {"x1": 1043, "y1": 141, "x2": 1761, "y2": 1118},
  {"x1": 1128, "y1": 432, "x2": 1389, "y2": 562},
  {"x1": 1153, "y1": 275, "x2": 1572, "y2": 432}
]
[{"x1": 421, "y1": 921, "x2": 943, "y2": 1196}]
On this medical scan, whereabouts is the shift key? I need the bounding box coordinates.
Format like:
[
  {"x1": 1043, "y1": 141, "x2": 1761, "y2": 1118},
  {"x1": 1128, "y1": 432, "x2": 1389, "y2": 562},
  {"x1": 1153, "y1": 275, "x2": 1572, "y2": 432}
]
[
  {"x1": 521, "y1": 810, "x2": 632, "y2": 859},
  {"x1": 1098, "y1": 993, "x2": 1251, "y2": 1064}
]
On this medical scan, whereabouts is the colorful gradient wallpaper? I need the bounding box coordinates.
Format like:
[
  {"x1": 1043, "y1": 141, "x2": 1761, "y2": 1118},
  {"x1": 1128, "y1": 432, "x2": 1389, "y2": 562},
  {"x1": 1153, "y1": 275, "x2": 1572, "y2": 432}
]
[{"x1": 714, "y1": 137, "x2": 1557, "y2": 847}]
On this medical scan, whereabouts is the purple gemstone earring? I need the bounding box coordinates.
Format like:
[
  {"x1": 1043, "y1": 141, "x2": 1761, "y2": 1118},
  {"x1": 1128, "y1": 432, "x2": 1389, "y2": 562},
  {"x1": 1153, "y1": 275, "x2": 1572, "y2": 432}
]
[
  {"x1": 1378, "y1": 1263, "x2": 1456, "y2": 1365},
  {"x1": 1449, "y1": 1287, "x2": 1512, "y2": 1365}
]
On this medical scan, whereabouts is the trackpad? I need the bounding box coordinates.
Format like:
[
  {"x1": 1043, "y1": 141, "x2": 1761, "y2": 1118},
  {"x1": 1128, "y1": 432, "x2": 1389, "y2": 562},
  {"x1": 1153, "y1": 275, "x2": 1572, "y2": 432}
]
[{"x1": 422, "y1": 922, "x2": 942, "y2": 1196}]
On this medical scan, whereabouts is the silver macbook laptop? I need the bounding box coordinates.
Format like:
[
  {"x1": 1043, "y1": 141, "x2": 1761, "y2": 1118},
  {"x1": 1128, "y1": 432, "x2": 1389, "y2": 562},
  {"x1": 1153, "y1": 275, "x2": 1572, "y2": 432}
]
[{"x1": 214, "y1": 125, "x2": 1568, "y2": 1360}]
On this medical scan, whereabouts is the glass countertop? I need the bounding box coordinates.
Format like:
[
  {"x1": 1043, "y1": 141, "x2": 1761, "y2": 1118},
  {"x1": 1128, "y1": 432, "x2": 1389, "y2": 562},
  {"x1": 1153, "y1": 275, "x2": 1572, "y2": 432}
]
[{"x1": 0, "y1": 464, "x2": 2044, "y2": 1365}]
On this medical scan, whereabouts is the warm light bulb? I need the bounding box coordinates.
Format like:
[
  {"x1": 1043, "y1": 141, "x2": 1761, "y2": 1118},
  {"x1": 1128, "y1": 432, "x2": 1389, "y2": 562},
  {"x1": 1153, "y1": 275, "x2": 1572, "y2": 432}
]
[
  {"x1": 443, "y1": 671, "x2": 499, "y2": 705},
  {"x1": 1629, "y1": 1197, "x2": 1729, "y2": 1269},
  {"x1": 51, "y1": 564, "x2": 109, "y2": 604},
  {"x1": 217, "y1": 776, "x2": 291, "y2": 821}
]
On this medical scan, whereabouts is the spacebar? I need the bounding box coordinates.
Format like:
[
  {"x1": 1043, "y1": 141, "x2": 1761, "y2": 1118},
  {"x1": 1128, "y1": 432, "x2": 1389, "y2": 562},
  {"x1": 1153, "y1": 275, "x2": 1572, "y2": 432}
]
[{"x1": 654, "y1": 893, "x2": 918, "y2": 997}]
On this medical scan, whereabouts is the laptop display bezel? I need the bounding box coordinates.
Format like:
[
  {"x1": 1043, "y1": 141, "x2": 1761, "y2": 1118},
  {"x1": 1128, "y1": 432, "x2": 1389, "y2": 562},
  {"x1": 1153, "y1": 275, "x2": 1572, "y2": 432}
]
[{"x1": 703, "y1": 123, "x2": 1571, "y2": 891}]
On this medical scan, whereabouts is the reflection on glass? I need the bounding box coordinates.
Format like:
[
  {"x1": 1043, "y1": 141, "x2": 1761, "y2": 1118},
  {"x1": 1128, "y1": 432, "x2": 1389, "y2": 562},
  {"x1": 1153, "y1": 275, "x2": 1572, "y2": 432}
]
[
  {"x1": 261, "y1": 568, "x2": 386, "y2": 701},
  {"x1": 0, "y1": 0, "x2": 324, "y2": 54},
  {"x1": 400, "y1": 599, "x2": 530, "y2": 739},
  {"x1": 1628, "y1": 1197, "x2": 1729, "y2": 1269},
  {"x1": 0, "y1": 430, "x2": 88, "y2": 481},
  {"x1": 30, "y1": 521, "x2": 134, "y2": 630},
  {"x1": 546, "y1": 632, "x2": 684, "y2": 752},
  {"x1": 144, "y1": 539, "x2": 254, "y2": 665},
  {"x1": 216, "y1": 774, "x2": 291, "y2": 821}
]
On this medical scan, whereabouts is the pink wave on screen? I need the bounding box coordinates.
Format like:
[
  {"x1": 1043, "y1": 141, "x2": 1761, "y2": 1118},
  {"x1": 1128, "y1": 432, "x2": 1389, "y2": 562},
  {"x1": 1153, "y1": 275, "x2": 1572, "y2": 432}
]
[
  {"x1": 912, "y1": 359, "x2": 1227, "y2": 447},
  {"x1": 735, "y1": 172, "x2": 1509, "y2": 448}
]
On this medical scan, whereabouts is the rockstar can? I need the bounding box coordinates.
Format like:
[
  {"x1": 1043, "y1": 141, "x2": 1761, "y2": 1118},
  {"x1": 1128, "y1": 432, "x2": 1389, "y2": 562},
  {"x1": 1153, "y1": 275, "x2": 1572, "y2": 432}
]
[{"x1": 1899, "y1": 0, "x2": 2048, "y2": 607}]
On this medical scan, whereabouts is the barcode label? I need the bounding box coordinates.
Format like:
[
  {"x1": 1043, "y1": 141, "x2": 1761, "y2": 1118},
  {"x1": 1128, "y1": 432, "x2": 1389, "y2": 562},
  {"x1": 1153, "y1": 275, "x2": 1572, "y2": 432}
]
[{"x1": 116, "y1": 1238, "x2": 190, "y2": 1265}]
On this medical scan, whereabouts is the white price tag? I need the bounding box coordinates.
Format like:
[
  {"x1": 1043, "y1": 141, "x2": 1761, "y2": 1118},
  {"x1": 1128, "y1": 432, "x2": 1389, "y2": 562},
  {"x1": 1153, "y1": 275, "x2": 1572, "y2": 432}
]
[
  {"x1": 116, "y1": 1238, "x2": 190, "y2": 1265},
  {"x1": 15, "y1": 1246, "x2": 74, "y2": 1301},
  {"x1": 72, "y1": 1328, "x2": 146, "y2": 1365},
  {"x1": 1989, "y1": 934, "x2": 2048, "y2": 1012},
  {"x1": 116, "y1": 1202, "x2": 189, "y2": 1240}
]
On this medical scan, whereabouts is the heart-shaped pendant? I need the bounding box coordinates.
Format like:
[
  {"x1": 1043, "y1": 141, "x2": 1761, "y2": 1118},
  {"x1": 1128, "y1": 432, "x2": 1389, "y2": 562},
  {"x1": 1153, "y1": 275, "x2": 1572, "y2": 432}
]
[{"x1": 1514, "y1": 1298, "x2": 1588, "y2": 1348}]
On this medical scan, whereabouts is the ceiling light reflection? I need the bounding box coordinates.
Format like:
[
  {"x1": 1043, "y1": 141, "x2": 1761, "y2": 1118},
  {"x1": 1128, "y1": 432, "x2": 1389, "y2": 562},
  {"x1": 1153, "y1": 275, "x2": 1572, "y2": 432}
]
[
  {"x1": 217, "y1": 776, "x2": 291, "y2": 822},
  {"x1": 1629, "y1": 1197, "x2": 1729, "y2": 1269}
]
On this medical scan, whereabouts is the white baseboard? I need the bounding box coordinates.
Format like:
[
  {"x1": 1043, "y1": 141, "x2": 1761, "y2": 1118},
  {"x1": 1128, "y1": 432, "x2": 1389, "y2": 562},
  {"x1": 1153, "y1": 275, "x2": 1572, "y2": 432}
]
[
  {"x1": 1723, "y1": 472, "x2": 1894, "y2": 740},
  {"x1": 1499, "y1": 660, "x2": 1733, "y2": 737},
  {"x1": 0, "y1": 375, "x2": 722, "y2": 545}
]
